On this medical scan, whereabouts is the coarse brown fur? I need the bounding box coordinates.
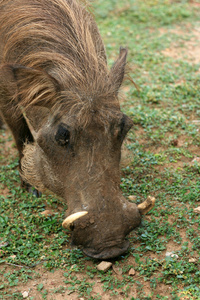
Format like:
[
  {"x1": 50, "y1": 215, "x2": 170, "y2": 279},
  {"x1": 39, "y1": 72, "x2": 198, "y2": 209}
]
[
  {"x1": 0, "y1": 0, "x2": 127, "y2": 128},
  {"x1": 0, "y1": 0, "x2": 143, "y2": 260}
]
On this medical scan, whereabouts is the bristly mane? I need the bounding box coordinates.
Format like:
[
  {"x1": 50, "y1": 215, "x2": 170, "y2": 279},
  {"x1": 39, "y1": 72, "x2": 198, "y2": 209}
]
[{"x1": 0, "y1": 0, "x2": 127, "y2": 126}]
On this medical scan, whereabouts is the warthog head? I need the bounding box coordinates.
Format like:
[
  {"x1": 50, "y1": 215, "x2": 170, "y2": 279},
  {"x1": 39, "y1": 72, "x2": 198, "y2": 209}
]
[{"x1": 19, "y1": 78, "x2": 155, "y2": 258}]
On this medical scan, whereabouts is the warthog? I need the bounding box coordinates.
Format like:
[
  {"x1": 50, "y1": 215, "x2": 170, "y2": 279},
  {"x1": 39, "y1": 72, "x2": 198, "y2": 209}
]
[{"x1": 0, "y1": 0, "x2": 155, "y2": 259}]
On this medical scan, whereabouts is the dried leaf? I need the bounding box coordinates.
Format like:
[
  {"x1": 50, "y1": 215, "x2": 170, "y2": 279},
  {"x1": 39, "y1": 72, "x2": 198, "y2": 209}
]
[{"x1": 112, "y1": 265, "x2": 122, "y2": 275}]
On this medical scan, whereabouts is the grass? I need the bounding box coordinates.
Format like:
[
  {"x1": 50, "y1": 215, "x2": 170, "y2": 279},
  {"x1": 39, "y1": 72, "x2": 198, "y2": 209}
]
[{"x1": 1, "y1": 0, "x2": 200, "y2": 299}]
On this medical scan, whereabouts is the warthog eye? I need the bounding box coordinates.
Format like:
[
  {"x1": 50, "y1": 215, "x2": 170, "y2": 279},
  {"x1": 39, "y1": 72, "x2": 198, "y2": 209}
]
[{"x1": 55, "y1": 124, "x2": 70, "y2": 146}]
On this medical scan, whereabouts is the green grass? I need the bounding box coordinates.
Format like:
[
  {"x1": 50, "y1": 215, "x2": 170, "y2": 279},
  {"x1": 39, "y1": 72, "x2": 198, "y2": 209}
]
[{"x1": 1, "y1": 0, "x2": 200, "y2": 299}]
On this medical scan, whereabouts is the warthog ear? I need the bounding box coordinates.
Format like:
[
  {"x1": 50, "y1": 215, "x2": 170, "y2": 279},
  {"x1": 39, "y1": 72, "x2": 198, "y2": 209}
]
[
  {"x1": 0, "y1": 64, "x2": 61, "y2": 137},
  {"x1": 109, "y1": 47, "x2": 128, "y2": 94},
  {"x1": 23, "y1": 107, "x2": 51, "y2": 140},
  {"x1": 0, "y1": 64, "x2": 60, "y2": 109}
]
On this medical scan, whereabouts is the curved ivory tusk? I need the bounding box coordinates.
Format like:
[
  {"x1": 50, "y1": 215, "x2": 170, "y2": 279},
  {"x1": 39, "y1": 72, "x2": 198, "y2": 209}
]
[
  {"x1": 62, "y1": 211, "x2": 88, "y2": 229},
  {"x1": 137, "y1": 196, "x2": 155, "y2": 215}
]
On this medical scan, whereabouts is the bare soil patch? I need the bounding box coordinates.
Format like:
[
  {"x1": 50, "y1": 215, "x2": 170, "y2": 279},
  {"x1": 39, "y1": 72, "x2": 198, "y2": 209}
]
[{"x1": 161, "y1": 25, "x2": 200, "y2": 64}]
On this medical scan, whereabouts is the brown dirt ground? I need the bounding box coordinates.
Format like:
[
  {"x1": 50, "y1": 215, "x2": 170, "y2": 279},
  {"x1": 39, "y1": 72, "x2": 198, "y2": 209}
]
[
  {"x1": 161, "y1": 25, "x2": 200, "y2": 65},
  {"x1": 1, "y1": 22, "x2": 200, "y2": 300}
]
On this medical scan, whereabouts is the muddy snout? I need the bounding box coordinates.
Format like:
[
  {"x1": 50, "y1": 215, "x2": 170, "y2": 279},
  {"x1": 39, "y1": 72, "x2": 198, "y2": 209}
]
[
  {"x1": 62, "y1": 196, "x2": 155, "y2": 259},
  {"x1": 82, "y1": 240, "x2": 130, "y2": 260},
  {"x1": 70, "y1": 220, "x2": 133, "y2": 260}
]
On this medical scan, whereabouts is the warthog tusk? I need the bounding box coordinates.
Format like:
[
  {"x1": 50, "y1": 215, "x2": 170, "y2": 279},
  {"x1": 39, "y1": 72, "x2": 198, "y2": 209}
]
[
  {"x1": 62, "y1": 211, "x2": 88, "y2": 229},
  {"x1": 137, "y1": 196, "x2": 155, "y2": 215}
]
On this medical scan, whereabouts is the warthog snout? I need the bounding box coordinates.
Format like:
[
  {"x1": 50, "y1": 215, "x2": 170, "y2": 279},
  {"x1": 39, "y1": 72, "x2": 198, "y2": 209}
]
[{"x1": 62, "y1": 197, "x2": 155, "y2": 259}]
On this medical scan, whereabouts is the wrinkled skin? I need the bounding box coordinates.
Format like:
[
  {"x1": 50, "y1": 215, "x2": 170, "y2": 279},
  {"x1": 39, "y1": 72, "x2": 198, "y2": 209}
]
[{"x1": 21, "y1": 111, "x2": 142, "y2": 259}]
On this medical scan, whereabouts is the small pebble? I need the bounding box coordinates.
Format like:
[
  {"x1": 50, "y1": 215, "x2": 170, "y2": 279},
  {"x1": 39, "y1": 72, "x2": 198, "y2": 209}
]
[
  {"x1": 40, "y1": 210, "x2": 54, "y2": 217},
  {"x1": 166, "y1": 251, "x2": 179, "y2": 259},
  {"x1": 22, "y1": 291, "x2": 29, "y2": 299},
  {"x1": 128, "y1": 268, "x2": 136, "y2": 276},
  {"x1": 189, "y1": 258, "x2": 197, "y2": 263},
  {"x1": 97, "y1": 261, "x2": 112, "y2": 272},
  {"x1": 0, "y1": 242, "x2": 8, "y2": 248},
  {"x1": 191, "y1": 157, "x2": 200, "y2": 164}
]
